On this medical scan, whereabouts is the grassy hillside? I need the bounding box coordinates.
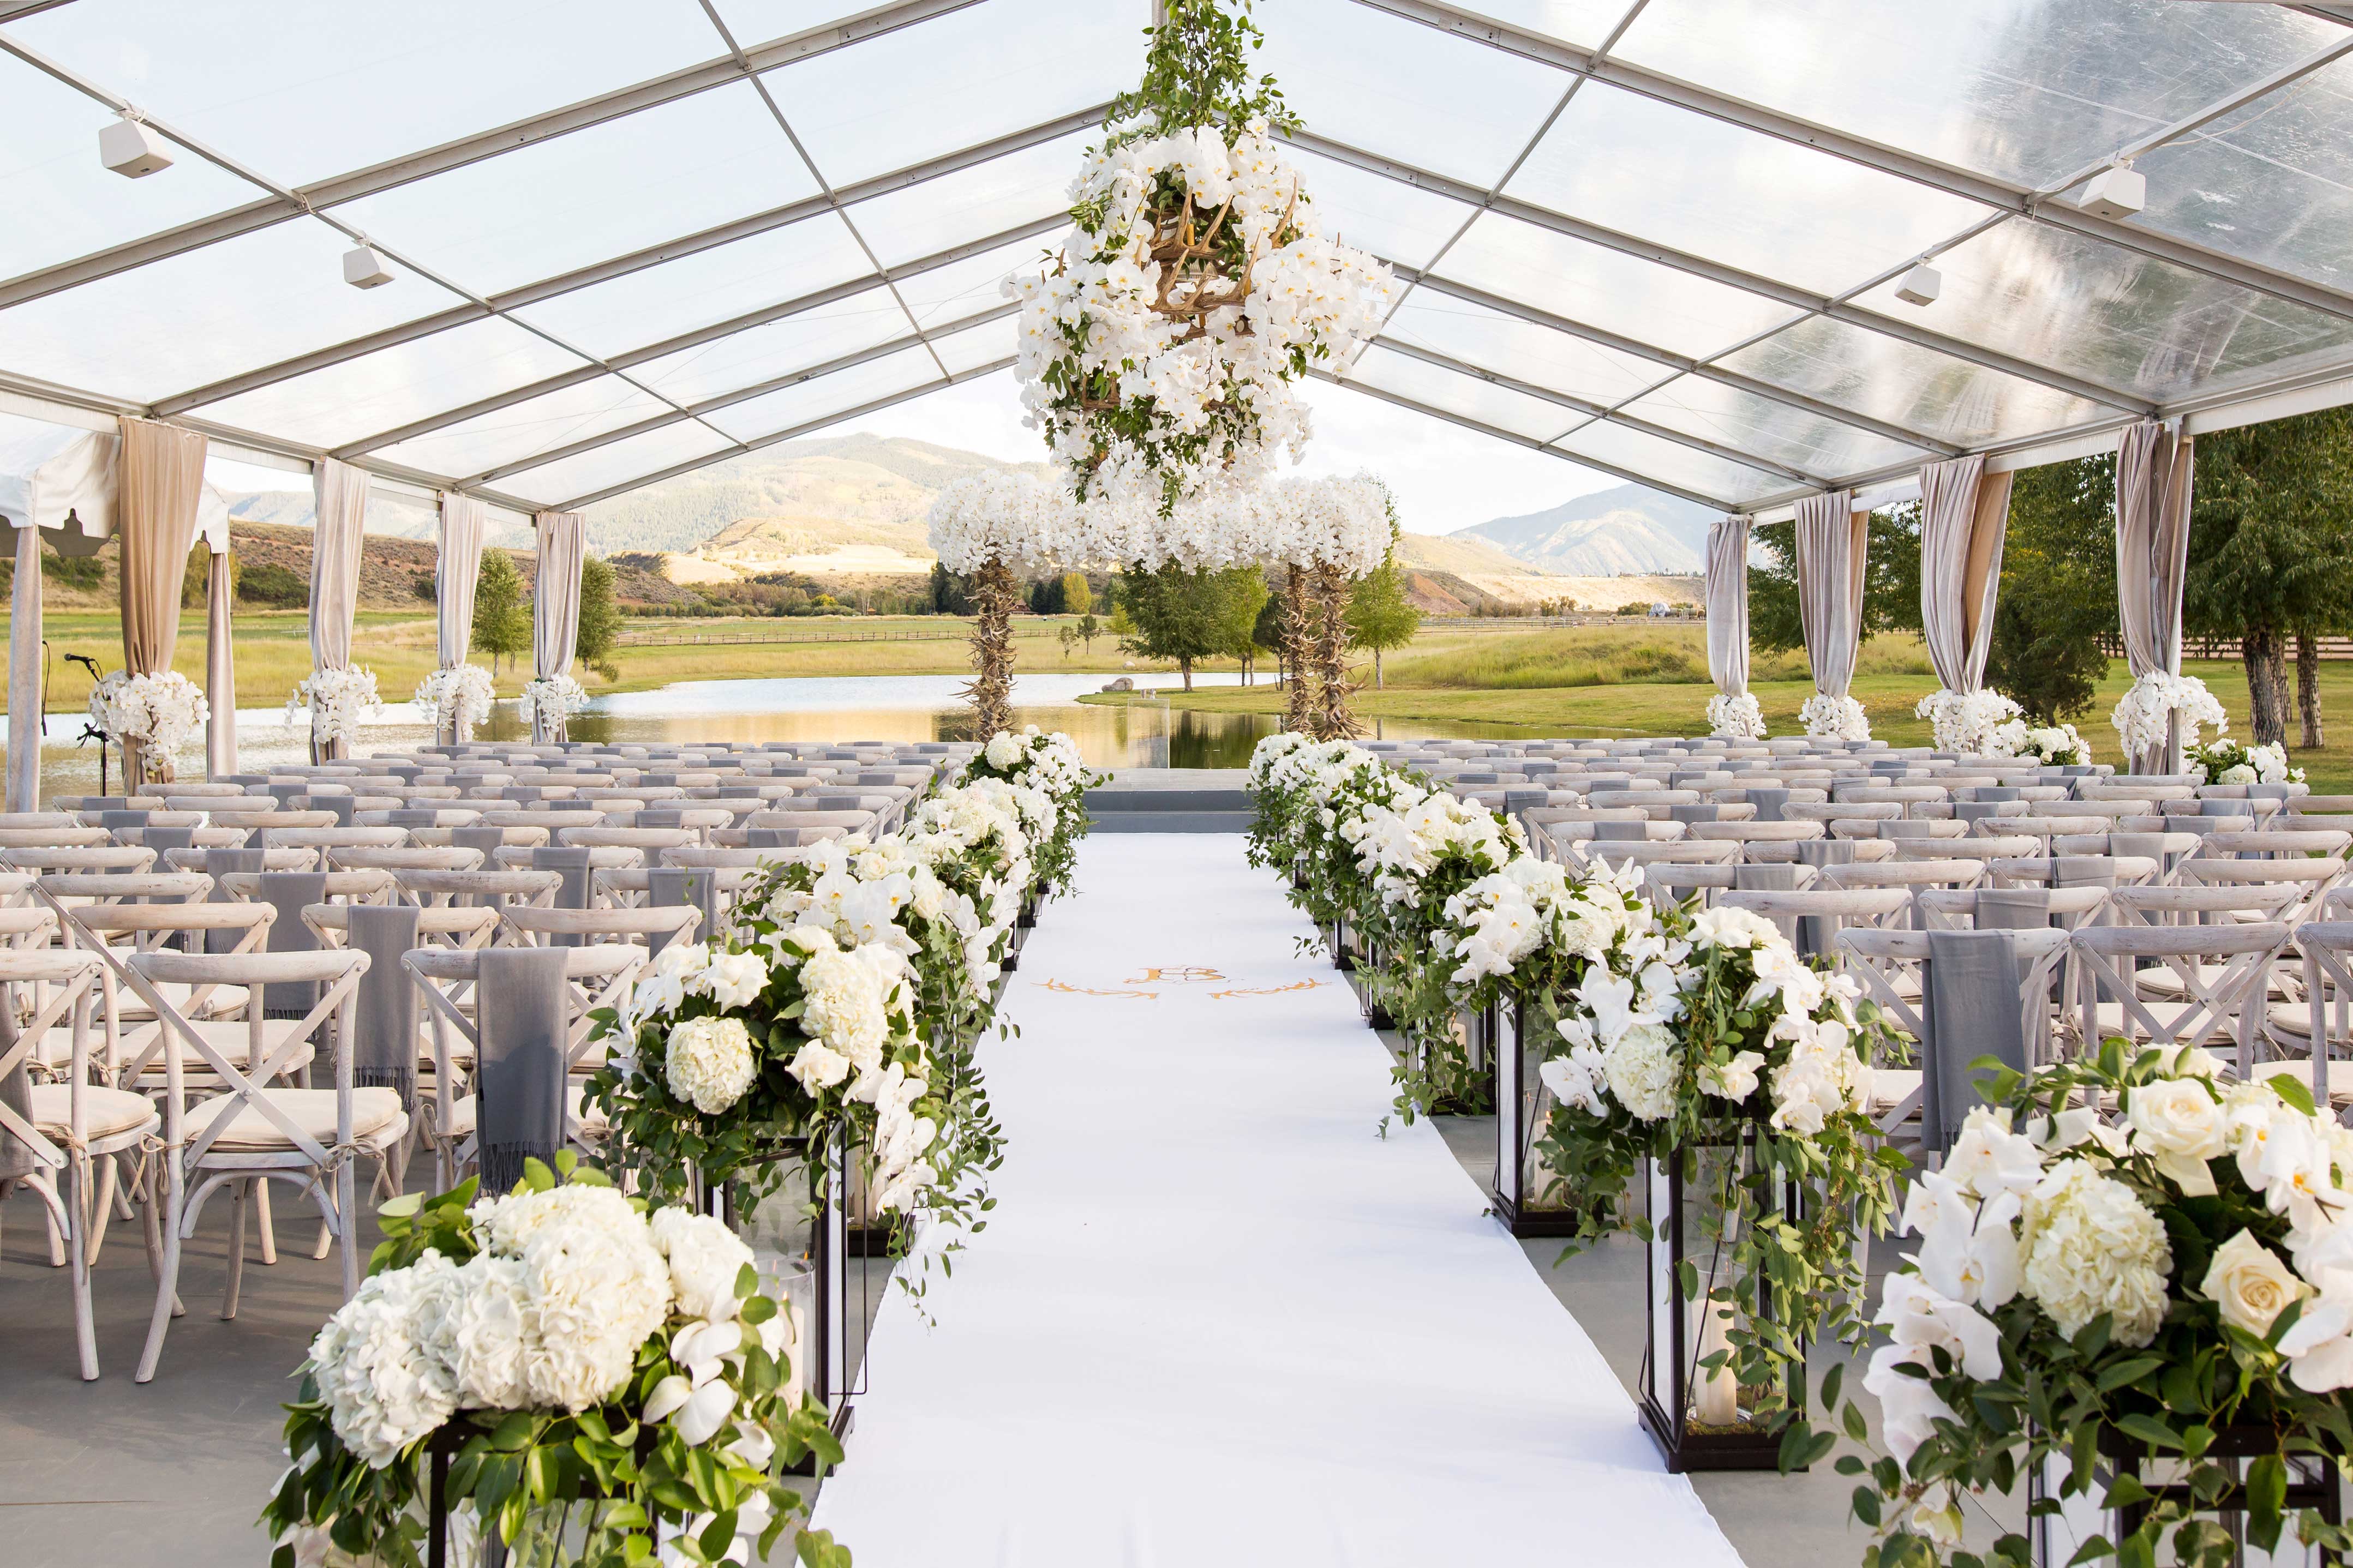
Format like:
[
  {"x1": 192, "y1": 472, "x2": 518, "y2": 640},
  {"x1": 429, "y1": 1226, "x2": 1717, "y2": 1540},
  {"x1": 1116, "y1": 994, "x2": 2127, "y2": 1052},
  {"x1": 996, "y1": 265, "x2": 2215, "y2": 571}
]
[{"x1": 1463, "y1": 482, "x2": 1715, "y2": 575}]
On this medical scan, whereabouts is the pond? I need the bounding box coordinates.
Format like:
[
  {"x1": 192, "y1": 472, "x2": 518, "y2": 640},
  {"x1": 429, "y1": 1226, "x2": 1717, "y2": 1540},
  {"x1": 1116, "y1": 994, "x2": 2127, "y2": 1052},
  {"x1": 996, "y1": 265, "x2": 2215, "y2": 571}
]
[{"x1": 14, "y1": 670, "x2": 1537, "y2": 796}]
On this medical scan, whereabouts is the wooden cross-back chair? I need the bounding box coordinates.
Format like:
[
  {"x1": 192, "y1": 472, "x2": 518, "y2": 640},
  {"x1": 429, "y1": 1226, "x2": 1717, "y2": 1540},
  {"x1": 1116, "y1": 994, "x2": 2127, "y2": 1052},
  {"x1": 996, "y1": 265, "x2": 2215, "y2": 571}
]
[
  {"x1": 388, "y1": 868, "x2": 562, "y2": 913},
  {"x1": 2284, "y1": 922, "x2": 2353, "y2": 1110},
  {"x1": 402, "y1": 945, "x2": 649, "y2": 1191},
  {"x1": 495, "y1": 903, "x2": 700, "y2": 952},
  {"x1": 2071, "y1": 922, "x2": 2296, "y2": 1078}
]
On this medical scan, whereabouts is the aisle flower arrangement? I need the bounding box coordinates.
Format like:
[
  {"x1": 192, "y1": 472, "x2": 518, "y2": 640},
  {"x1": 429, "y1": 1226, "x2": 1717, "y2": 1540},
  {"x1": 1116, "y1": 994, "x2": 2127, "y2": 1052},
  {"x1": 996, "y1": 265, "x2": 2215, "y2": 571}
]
[
  {"x1": 1991, "y1": 718, "x2": 2092, "y2": 766},
  {"x1": 1813, "y1": 1044, "x2": 2353, "y2": 1566},
  {"x1": 1800, "y1": 692, "x2": 1872, "y2": 741},
  {"x1": 2189, "y1": 734, "x2": 2304, "y2": 786},
  {"x1": 2112, "y1": 670, "x2": 2228, "y2": 763},
  {"x1": 261, "y1": 1161, "x2": 848, "y2": 1568},
  {"x1": 88, "y1": 669, "x2": 209, "y2": 783},
  {"x1": 412, "y1": 664, "x2": 496, "y2": 740},
  {"x1": 1915, "y1": 688, "x2": 2022, "y2": 755},
  {"x1": 1008, "y1": 0, "x2": 1391, "y2": 515},
  {"x1": 288, "y1": 666, "x2": 382, "y2": 756},
  {"x1": 1708, "y1": 691, "x2": 1767, "y2": 741},
  {"x1": 962, "y1": 727, "x2": 1103, "y2": 898},
  {"x1": 521, "y1": 673, "x2": 590, "y2": 737}
]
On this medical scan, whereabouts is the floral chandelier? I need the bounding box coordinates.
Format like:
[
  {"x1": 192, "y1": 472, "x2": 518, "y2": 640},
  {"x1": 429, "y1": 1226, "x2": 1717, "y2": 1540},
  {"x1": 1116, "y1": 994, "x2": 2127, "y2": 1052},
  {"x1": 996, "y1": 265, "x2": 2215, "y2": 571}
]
[{"x1": 1008, "y1": 0, "x2": 1393, "y2": 516}]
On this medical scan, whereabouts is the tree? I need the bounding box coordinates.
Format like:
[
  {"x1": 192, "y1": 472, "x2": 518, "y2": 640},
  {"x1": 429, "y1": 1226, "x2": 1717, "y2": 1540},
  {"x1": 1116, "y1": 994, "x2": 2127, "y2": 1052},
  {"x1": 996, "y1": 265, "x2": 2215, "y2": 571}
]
[
  {"x1": 1115, "y1": 561, "x2": 1265, "y2": 690},
  {"x1": 1983, "y1": 456, "x2": 2118, "y2": 725},
  {"x1": 573, "y1": 554, "x2": 623, "y2": 681},
  {"x1": 927, "y1": 562, "x2": 971, "y2": 616},
  {"x1": 1061, "y1": 572, "x2": 1093, "y2": 617},
  {"x1": 179, "y1": 545, "x2": 237, "y2": 609},
  {"x1": 1077, "y1": 612, "x2": 1100, "y2": 652},
  {"x1": 2183, "y1": 408, "x2": 2353, "y2": 748},
  {"x1": 1058, "y1": 623, "x2": 1079, "y2": 659},
  {"x1": 1250, "y1": 592, "x2": 1285, "y2": 688},
  {"x1": 472, "y1": 548, "x2": 529, "y2": 674},
  {"x1": 1747, "y1": 504, "x2": 1923, "y2": 655},
  {"x1": 1344, "y1": 555, "x2": 1418, "y2": 689}
]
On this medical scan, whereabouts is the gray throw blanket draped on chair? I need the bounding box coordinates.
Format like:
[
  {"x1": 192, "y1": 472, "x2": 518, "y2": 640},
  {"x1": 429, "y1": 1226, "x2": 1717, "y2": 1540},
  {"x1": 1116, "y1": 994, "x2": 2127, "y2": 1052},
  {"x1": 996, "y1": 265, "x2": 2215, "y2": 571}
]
[
  {"x1": 1669, "y1": 803, "x2": 1722, "y2": 824},
  {"x1": 1745, "y1": 788, "x2": 1789, "y2": 823},
  {"x1": 475, "y1": 946, "x2": 570, "y2": 1195},
  {"x1": 637, "y1": 810, "x2": 685, "y2": 830},
  {"x1": 1920, "y1": 929, "x2": 2028, "y2": 1155},
  {"x1": 203, "y1": 848, "x2": 266, "y2": 953},
  {"x1": 349, "y1": 905, "x2": 422, "y2": 1111},
  {"x1": 452, "y1": 826, "x2": 504, "y2": 864},
  {"x1": 258, "y1": 871, "x2": 328, "y2": 1019},
  {"x1": 387, "y1": 808, "x2": 437, "y2": 828},
  {"x1": 1590, "y1": 819, "x2": 1646, "y2": 841},
  {"x1": 648, "y1": 868, "x2": 719, "y2": 954},
  {"x1": 531, "y1": 846, "x2": 592, "y2": 948},
  {"x1": 0, "y1": 994, "x2": 36, "y2": 1183},
  {"x1": 99, "y1": 810, "x2": 150, "y2": 833},
  {"x1": 1794, "y1": 839, "x2": 1857, "y2": 953},
  {"x1": 747, "y1": 826, "x2": 802, "y2": 850}
]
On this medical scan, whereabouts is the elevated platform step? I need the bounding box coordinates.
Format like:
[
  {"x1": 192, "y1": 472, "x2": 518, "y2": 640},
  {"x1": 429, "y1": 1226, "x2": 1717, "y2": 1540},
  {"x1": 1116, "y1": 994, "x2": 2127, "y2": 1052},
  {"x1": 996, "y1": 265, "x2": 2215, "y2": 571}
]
[
  {"x1": 1085, "y1": 788, "x2": 1251, "y2": 814},
  {"x1": 1088, "y1": 810, "x2": 1256, "y2": 834}
]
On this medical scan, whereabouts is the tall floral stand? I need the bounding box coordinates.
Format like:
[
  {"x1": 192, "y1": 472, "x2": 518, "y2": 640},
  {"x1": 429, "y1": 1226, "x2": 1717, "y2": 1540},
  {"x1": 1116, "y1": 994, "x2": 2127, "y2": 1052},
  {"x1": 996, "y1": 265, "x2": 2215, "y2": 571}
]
[
  {"x1": 2031, "y1": 1430, "x2": 2343, "y2": 1568},
  {"x1": 717, "y1": 1136, "x2": 858, "y2": 1467},
  {"x1": 1640, "y1": 1131, "x2": 1804, "y2": 1471}
]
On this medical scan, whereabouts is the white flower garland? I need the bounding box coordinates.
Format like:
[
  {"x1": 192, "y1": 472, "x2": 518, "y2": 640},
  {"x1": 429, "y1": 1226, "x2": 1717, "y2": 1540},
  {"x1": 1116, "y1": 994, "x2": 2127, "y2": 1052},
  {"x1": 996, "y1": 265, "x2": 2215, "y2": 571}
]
[
  {"x1": 1914, "y1": 688, "x2": 2022, "y2": 755},
  {"x1": 927, "y1": 470, "x2": 1077, "y2": 576},
  {"x1": 1799, "y1": 692, "x2": 1871, "y2": 741},
  {"x1": 1705, "y1": 691, "x2": 1766, "y2": 740},
  {"x1": 520, "y1": 674, "x2": 589, "y2": 733},
  {"x1": 88, "y1": 669, "x2": 209, "y2": 760},
  {"x1": 287, "y1": 666, "x2": 382, "y2": 751},
  {"x1": 2111, "y1": 670, "x2": 2226, "y2": 763},
  {"x1": 413, "y1": 664, "x2": 496, "y2": 737},
  {"x1": 1010, "y1": 117, "x2": 1392, "y2": 515}
]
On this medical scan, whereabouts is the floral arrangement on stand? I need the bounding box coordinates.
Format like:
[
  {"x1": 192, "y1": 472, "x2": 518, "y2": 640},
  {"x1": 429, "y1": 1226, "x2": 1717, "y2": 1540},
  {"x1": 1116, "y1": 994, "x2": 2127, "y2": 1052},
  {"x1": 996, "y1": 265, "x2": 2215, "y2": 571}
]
[
  {"x1": 964, "y1": 727, "x2": 1103, "y2": 898},
  {"x1": 2189, "y1": 735, "x2": 2305, "y2": 788},
  {"x1": 262, "y1": 1160, "x2": 848, "y2": 1568},
  {"x1": 927, "y1": 473, "x2": 1077, "y2": 737},
  {"x1": 88, "y1": 669, "x2": 209, "y2": 785},
  {"x1": 1991, "y1": 718, "x2": 2092, "y2": 767},
  {"x1": 412, "y1": 664, "x2": 496, "y2": 742},
  {"x1": 1708, "y1": 691, "x2": 1767, "y2": 741},
  {"x1": 1811, "y1": 1044, "x2": 2353, "y2": 1566},
  {"x1": 1007, "y1": 0, "x2": 1391, "y2": 516},
  {"x1": 1281, "y1": 474, "x2": 1394, "y2": 742},
  {"x1": 2111, "y1": 670, "x2": 2228, "y2": 771},
  {"x1": 287, "y1": 666, "x2": 382, "y2": 759},
  {"x1": 520, "y1": 673, "x2": 590, "y2": 741},
  {"x1": 1799, "y1": 692, "x2": 1872, "y2": 742},
  {"x1": 1915, "y1": 688, "x2": 2023, "y2": 755}
]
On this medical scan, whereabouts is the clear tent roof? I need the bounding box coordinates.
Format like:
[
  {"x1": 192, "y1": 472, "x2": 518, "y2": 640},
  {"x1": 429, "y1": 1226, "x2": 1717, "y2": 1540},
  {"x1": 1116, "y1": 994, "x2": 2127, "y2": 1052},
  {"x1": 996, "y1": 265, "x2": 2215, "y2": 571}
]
[{"x1": 3, "y1": 0, "x2": 2351, "y2": 520}]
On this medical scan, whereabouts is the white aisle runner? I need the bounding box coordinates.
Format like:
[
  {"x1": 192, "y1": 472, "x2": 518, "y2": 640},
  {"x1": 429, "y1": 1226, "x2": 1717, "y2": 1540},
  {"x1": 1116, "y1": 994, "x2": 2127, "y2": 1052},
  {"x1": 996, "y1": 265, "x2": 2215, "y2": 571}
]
[{"x1": 811, "y1": 834, "x2": 1745, "y2": 1567}]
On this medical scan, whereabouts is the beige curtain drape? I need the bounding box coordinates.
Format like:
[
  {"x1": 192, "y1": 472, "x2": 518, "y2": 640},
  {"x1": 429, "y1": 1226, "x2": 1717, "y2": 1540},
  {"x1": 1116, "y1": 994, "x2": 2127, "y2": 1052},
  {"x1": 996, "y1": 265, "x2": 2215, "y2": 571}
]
[
  {"x1": 1917, "y1": 455, "x2": 2015, "y2": 696},
  {"x1": 435, "y1": 495, "x2": 487, "y2": 743},
  {"x1": 117, "y1": 417, "x2": 208, "y2": 786},
  {"x1": 205, "y1": 545, "x2": 236, "y2": 778},
  {"x1": 7, "y1": 524, "x2": 40, "y2": 812},
  {"x1": 1794, "y1": 489, "x2": 1867, "y2": 702},
  {"x1": 307, "y1": 458, "x2": 369, "y2": 760},
  {"x1": 532, "y1": 510, "x2": 585, "y2": 744},
  {"x1": 2115, "y1": 419, "x2": 2197, "y2": 774},
  {"x1": 1705, "y1": 514, "x2": 1750, "y2": 699}
]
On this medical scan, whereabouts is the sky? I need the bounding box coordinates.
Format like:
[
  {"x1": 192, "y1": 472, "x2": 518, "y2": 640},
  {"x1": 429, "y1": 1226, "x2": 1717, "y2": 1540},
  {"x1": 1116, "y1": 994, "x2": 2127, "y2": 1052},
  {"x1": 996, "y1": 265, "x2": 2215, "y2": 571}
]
[{"x1": 848, "y1": 369, "x2": 1620, "y2": 536}]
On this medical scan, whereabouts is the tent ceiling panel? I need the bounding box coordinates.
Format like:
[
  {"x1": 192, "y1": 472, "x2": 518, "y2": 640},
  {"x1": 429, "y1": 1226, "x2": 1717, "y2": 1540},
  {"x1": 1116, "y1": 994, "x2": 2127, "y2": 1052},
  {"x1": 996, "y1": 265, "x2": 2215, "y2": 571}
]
[
  {"x1": 1550, "y1": 417, "x2": 1786, "y2": 506},
  {"x1": 1847, "y1": 219, "x2": 2353, "y2": 405},
  {"x1": 327, "y1": 83, "x2": 819, "y2": 298},
  {"x1": 1432, "y1": 210, "x2": 1803, "y2": 361},
  {"x1": 628, "y1": 284, "x2": 911, "y2": 406},
  {"x1": 368, "y1": 376, "x2": 678, "y2": 482},
  {"x1": 0, "y1": 216, "x2": 468, "y2": 402},
  {"x1": 1255, "y1": 0, "x2": 1568, "y2": 188},
  {"x1": 196, "y1": 319, "x2": 591, "y2": 453},
  {"x1": 1716, "y1": 314, "x2": 2111, "y2": 450},
  {"x1": 1438, "y1": 1, "x2": 1639, "y2": 50},
  {"x1": 3, "y1": 0, "x2": 728, "y2": 188},
  {"x1": 702, "y1": 343, "x2": 941, "y2": 443},
  {"x1": 1505, "y1": 80, "x2": 1997, "y2": 297},
  {"x1": 0, "y1": 47, "x2": 269, "y2": 280},
  {"x1": 1378, "y1": 292, "x2": 1668, "y2": 407},
  {"x1": 839, "y1": 129, "x2": 1091, "y2": 267},
  {"x1": 1618, "y1": 373, "x2": 1930, "y2": 479},
  {"x1": 893, "y1": 235, "x2": 1058, "y2": 326},
  {"x1": 1610, "y1": 0, "x2": 2350, "y2": 191},
  {"x1": 507, "y1": 213, "x2": 876, "y2": 359},
  {"x1": 498, "y1": 420, "x2": 737, "y2": 508},
  {"x1": 1285, "y1": 147, "x2": 1481, "y2": 272},
  {"x1": 2097, "y1": 56, "x2": 2353, "y2": 296},
  {"x1": 761, "y1": 0, "x2": 1145, "y2": 185},
  {"x1": 709, "y1": 1, "x2": 894, "y2": 43},
  {"x1": 931, "y1": 313, "x2": 1019, "y2": 376},
  {"x1": 1346, "y1": 344, "x2": 1584, "y2": 443}
]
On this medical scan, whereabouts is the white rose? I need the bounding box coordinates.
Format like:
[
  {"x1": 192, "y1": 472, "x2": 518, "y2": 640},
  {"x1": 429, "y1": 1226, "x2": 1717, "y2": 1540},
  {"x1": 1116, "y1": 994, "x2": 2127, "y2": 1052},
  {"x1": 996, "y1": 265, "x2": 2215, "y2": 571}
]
[
  {"x1": 704, "y1": 951, "x2": 770, "y2": 1010},
  {"x1": 787, "y1": 1040, "x2": 851, "y2": 1094},
  {"x1": 2126, "y1": 1077, "x2": 2226, "y2": 1196},
  {"x1": 2199, "y1": 1228, "x2": 2307, "y2": 1337},
  {"x1": 650, "y1": 1206, "x2": 756, "y2": 1323}
]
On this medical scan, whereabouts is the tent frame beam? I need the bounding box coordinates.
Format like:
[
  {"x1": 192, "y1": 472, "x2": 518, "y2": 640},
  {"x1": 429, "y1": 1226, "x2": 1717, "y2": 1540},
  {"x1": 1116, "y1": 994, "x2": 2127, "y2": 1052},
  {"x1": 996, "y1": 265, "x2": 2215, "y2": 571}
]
[{"x1": 1349, "y1": 0, "x2": 2353, "y2": 322}]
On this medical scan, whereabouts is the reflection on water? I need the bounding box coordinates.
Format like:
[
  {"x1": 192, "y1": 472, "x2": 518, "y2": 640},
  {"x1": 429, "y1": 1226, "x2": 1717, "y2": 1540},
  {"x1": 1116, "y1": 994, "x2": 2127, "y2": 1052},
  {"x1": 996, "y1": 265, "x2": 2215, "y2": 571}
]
[{"x1": 11, "y1": 673, "x2": 1541, "y2": 797}]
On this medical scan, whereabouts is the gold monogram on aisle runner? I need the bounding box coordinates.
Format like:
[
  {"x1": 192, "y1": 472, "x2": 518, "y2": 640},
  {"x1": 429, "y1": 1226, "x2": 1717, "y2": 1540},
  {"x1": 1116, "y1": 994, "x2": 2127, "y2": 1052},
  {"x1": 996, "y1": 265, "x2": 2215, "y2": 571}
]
[{"x1": 1034, "y1": 967, "x2": 1326, "y2": 1002}]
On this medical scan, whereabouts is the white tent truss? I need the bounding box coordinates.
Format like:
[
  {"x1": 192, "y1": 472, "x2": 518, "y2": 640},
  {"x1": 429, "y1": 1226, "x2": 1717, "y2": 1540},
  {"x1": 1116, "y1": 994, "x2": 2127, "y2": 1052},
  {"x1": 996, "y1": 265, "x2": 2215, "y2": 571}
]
[{"x1": 2, "y1": 0, "x2": 2350, "y2": 519}]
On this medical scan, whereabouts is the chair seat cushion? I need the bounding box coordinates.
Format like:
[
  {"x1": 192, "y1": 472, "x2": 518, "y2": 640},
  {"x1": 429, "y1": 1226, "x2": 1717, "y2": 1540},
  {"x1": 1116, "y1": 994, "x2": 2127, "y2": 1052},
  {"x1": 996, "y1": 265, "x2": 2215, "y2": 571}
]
[
  {"x1": 1868, "y1": 1067, "x2": 1921, "y2": 1113},
  {"x1": 185, "y1": 1087, "x2": 408, "y2": 1151},
  {"x1": 26, "y1": 1083, "x2": 161, "y2": 1143},
  {"x1": 442, "y1": 1083, "x2": 608, "y2": 1141},
  {"x1": 2253, "y1": 1059, "x2": 2353, "y2": 1107},
  {"x1": 112, "y1": 980, "x2": 251, "y2": 1020}
]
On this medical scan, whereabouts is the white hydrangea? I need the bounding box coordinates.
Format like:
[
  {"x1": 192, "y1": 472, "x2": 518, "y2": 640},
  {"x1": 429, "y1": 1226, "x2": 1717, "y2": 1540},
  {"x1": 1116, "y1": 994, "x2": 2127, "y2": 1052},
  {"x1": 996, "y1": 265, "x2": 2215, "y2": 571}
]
[
  {"x1": 507, "y1": 1201, "x2": 672, "y2": 1411},
  {"x1": 663, "y1": 1016, "x2": 757, "y2": 1115},
  {"x1": 1991, "y1": 720, "x2": 2091, "y2": 766},
  {"x1": 2018, "y1": 1158, "x2": 2174, "y2": 1346},
  {"x1": 308, "y1": 1251, "x2": 462, "y2": 1467},
  {"x1": 1602, "y1": 1020, "x2": 1680, "y2": 1122},
  {"x1": 418, "y1": 1253, "x2": 534, "y2": 1410},
  {"x1": 798, "y1": 940, "x2": 901, "y2": 1071}
]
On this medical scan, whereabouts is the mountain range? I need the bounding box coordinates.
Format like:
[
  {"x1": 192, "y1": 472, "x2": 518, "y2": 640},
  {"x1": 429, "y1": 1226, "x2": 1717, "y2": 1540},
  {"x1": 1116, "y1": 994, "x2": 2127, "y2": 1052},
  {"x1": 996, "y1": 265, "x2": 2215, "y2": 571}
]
[{"x1": 1456, "y1": 484, "x2": 1717, "y2": 576}]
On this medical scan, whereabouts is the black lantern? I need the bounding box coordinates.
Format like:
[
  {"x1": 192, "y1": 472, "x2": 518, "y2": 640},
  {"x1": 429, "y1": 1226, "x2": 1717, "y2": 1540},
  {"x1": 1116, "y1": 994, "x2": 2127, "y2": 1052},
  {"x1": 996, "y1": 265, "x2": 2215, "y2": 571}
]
[
  {"x1": 1487, "y1": 990, "x2": 1581, "y2": 1237},
  {"x1": 719, "y1": 1136, "x2": 859, "y2": 1469},
  {"x1": 2031, "y1": 1428, "x2": 2344, "y2": 1568},
  {"x1": 1638, "y1": 1131, "x2": 1804, "y2": 1471}
]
